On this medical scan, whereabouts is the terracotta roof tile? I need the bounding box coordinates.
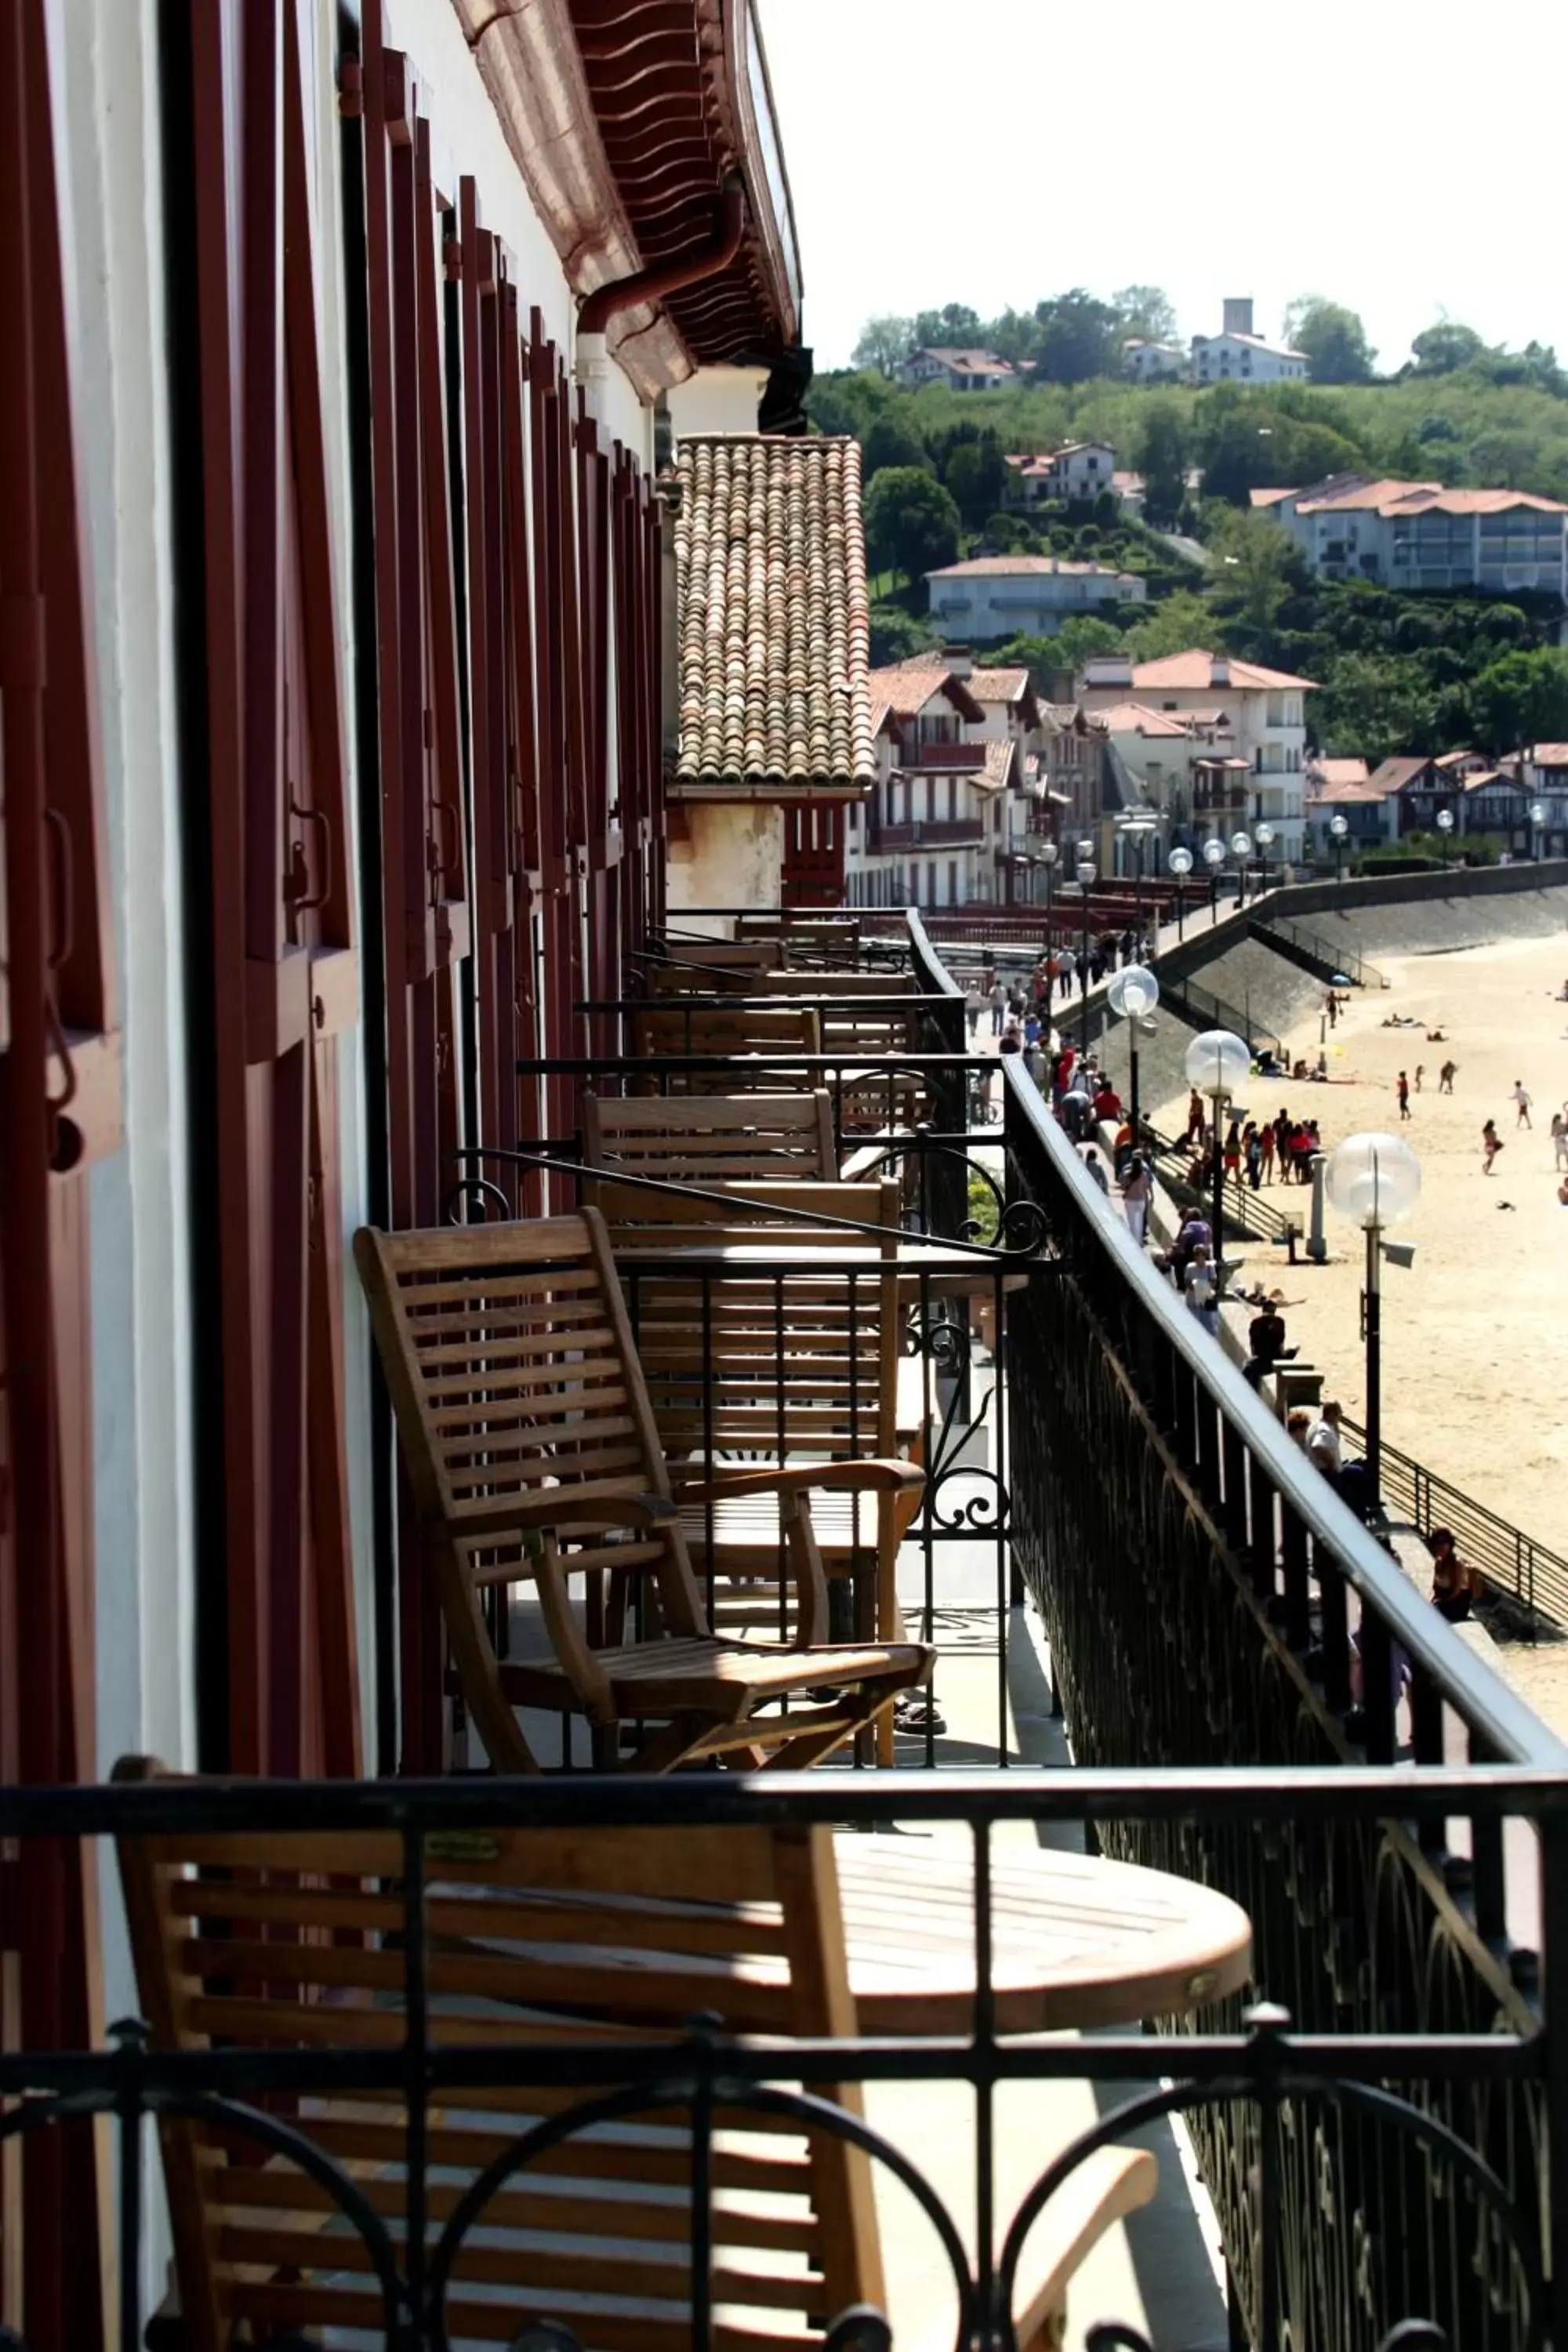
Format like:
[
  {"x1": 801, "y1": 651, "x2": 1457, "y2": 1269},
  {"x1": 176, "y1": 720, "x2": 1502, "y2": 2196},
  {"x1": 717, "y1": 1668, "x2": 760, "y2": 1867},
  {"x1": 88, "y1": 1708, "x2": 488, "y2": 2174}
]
[
  {"x1": 966, "y1": 666, "x2": 1030, "y2": 702},
  {"x1": 1127, "y1": 650, "x2": 1318, "y2": 692},
  {"x1": 1094, "y1": 702, "x2": 1192, "y2": 739},
  {"x1": 671, "y1": 434, "x2": 875, "y2": 792},
  {"x1": 978, "y1": 739, "x2": 1015, "y2": 791},
  {"x1": 926, "y1": 555, "x2": 1142, "y2": 581},
  {"x1": 1529, "y1": 744, "x2": 1568, "y2": 765},
  {"x1": 1310, "y1": 757, "x2": 1370, "y2": 787}
]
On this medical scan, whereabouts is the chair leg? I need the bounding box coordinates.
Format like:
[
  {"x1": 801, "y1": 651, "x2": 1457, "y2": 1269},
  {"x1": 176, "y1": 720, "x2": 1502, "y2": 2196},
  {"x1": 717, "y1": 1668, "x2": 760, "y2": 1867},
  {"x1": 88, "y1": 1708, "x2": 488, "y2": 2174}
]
[{"x1": 616, "y1": 1714, "x2": 712, "y2": 1773}]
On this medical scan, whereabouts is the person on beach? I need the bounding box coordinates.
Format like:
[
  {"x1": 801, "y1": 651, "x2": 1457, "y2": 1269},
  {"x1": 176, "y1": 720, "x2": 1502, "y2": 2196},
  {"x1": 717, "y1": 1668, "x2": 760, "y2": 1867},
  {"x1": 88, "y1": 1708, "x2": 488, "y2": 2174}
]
[
  {"x1": 1414, "y1": 1065, "x2": 1424, "y2": 1094},
  {"x1": 1258, "y1": 1120, "x2": 1276, "y2": 1184},
  {"x1": 1396, "y1": 1070, "x2": 1411, "y2": 1122},
  {"x1": 1514, "y1": 1080, "x2": 1533, "y2": 1129},
  {"x1": 1439, "y1": 1059, "x2": 1457, "y2": 1093},
  {"x1": 1552, "y1": 1109, "x2": 1568, "y2": 1171},
  {"x1": 1428, "y1": 1529, "x2": 1483, "y2": 1624},
  {"x1": 1325, "y1": 989, "x2": 1338, "y2": 1031},
  {"x1": 1222, "y1": 1119, "x2": 1242, "y2": 1188},
  {"x1": 1243, "y1": 1299, "x2": 1290, "y2": 1390},
  {"x1": 1183, "y1": 1087, "x2": 1206, "y2": 1147},
  {"x1": 1244, "y1": 1123, "x2": 1263, "y2": 1190},
  {"x1": 1482, "y1": 1119, "x2": 1503, "y2": 1174}
]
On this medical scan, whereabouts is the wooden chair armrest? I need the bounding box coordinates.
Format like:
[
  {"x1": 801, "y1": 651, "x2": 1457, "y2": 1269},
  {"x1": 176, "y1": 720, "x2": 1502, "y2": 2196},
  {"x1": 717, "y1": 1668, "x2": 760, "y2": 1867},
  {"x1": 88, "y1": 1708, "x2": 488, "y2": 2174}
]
[
  {"x1": 436, "y1": 1490, "x2": 678, "y2": 1542},
  {"x1": 670, "y1": 1461, "x2": 925, "y2": 1508},
  {"x1": 1011, "y1": 2146, "x2": 1159, "y2": 2352}
]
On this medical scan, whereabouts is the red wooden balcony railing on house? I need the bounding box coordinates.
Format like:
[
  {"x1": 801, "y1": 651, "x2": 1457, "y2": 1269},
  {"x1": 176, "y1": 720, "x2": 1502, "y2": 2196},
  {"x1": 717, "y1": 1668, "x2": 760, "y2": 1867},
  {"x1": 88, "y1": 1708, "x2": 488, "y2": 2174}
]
[
  {"x1": 896, "y1": 739, "x2": 986, "y2": 770},
  {"x1": 868, "y1": 818, "x2": 986, "y2": 851}
]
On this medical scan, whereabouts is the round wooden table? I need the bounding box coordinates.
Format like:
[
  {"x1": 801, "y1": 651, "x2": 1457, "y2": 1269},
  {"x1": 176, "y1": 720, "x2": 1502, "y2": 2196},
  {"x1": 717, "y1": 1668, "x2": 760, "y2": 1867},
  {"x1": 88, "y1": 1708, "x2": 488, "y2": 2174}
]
[{"x1": 831, "y1": 1833, "x2": 1253, "y2": 2034}]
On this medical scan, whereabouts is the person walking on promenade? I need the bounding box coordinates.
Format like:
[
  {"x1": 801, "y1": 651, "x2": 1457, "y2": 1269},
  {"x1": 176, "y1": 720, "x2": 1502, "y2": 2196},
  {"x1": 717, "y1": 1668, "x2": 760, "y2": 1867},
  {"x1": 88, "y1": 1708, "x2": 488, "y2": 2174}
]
[
  {"x1": 1514, "y1": 1079, "x2": 1533, "y2": 1130},
  {"x1": 1183, "y1": 1243, "x2": 1219, "y2": 1334},
  {"x1": 1554, "y1": 1107, "x2": 1568, "y2": 1171},
  {"x1": 1482, "y1": 1118, "x2": 1503, "y2": 1175},
  {"x1": 989, "y1": 975, "x2": 1007, "y2": 1036},
  {"x1": 1396, "y1": 1070, "x2": 1411, "y2": 1122},
  {"x1": 966, "y1": 983, "x2": 982, "y2": 1040},
  {"x1": 1183, "y1": 1087, "x2": 1206, "y2": 1148},
  {"x1": 1121, "y1": 1154, "x2": 1151, "y2": 1247},
  {"x1": 1439, "y1": 1059, "x2": 1457, "y2": 1093}
]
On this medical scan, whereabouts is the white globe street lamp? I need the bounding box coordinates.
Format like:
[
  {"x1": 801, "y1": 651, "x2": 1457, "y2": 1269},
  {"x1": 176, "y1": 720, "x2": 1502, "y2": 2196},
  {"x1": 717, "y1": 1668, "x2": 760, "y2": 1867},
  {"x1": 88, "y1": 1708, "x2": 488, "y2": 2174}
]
[
  {"x1": 1185, "y1": 1028, "x2": 1251, "y2": 1275},
  {"x1": 1254, "y1": 819, "x2": 1276, "y2": 894},
  {"x1": 1230, "y1": 829, "x2": 1253, "y2": 912},
  {"x1": 1530, "y1": 799, "x2": 1548, "y2": 861},
  {"x1": 1328, "y1": 810, "x2": 1349, "y2": 889},
  {"x1": 1038, "y1": 836, "x2": 1059, "y2": 946},
  {"x1": 1325, "y1": 1131, "x2": 1421, "y2": 1511},
  {"x1": 1201, "y1": 833, "x2": 1225, "y2": 922},
  {"x1": 1435, "y1": 805, "x2": 1454, "y2": 873},
  {"x1": 1107, "y1": 964, "x2": 1160, "y2": 1134},
  {"x1": 1075, "y1": 852, "x2": 1097, "y2": 1051},
  {"x1": 1167, "y1": 843, "x2": 1193, "y2": 941}
]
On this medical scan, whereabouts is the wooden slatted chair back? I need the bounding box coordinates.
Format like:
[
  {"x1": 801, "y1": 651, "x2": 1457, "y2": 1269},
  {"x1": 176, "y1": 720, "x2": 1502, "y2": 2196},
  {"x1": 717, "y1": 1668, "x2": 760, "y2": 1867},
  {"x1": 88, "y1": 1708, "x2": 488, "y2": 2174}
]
[
  {"x1": 354, "y1": 1211, "x2": 711, "y2": 1757},
  {"x1": 114, "y1": 1762, "x2": 883, "y2": 2352},
  {"x1": 627, "y1": 1004, "x2": 821, "y2": 1080},
  {"x1": 581, "y1": 1091, "x2": 840, "y2": 1185},
  {"x1": 597, "y1": 1178, "x2": 904, "y2": 1468}
]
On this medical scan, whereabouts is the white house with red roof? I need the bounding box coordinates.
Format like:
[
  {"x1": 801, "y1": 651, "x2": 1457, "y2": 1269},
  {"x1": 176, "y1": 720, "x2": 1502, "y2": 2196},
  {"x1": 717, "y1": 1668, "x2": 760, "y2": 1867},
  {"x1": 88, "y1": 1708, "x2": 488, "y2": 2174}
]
[
  {"x1": 1191, "y1": 298, "x2": 1306, "y2": 384},
  {"x1": 1253, "y1": 473, "x2": 1568, "y2": 595},
  {"x1": 1080, "y1": 650, "x2": 1316, "y2": 862},
  {"x1": 898, "y1": 346, "x2": 1016, "y2": 390}
]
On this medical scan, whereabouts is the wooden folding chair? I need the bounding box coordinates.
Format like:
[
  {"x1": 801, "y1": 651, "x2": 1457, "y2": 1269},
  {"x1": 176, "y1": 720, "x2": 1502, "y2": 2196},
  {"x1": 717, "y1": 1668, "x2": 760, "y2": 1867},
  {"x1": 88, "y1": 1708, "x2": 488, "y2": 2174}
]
[
  {"x1": 581, "y1": 1090, "x2": 841, "y2": 1185},
  {"x1": 116, "y1": 1757, "x2": 1157, "y2": 2351},
  {"x1": 354, "y1": 1210, "x2": 931, "y2": 1773},
  {"x1": 627, "y1": 1003, "x2": 822, "y2": 1086}
]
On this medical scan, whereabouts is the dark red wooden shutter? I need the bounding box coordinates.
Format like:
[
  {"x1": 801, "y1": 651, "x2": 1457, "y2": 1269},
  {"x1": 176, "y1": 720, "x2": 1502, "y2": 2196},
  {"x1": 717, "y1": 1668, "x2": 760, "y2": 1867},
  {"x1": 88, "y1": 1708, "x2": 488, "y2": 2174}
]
[
  {"x1": 0, "y1": 3, "x2": 123, "y2": 2339},
  {"x1": 177, "y1": 0, "x2": 361, "y2": 1782}
]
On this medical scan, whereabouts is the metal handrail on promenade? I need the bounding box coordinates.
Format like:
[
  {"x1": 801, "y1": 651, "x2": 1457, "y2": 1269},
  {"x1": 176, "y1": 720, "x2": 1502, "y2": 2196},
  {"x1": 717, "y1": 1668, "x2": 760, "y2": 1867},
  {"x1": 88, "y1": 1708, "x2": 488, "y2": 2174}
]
[
  {"x1": 1340, "y1": 1413, "x2": 1568, "y2": 1631},
  {"x1": 1256, "y1": 911, "x2": 1389, "y2": 989},
  {"x1": 1145, "y1": 1125, "x2": 1302, "y2": 1248},
  {"x1": 1156, "y1": 968, "x2": 1286, "y2": 1058}
]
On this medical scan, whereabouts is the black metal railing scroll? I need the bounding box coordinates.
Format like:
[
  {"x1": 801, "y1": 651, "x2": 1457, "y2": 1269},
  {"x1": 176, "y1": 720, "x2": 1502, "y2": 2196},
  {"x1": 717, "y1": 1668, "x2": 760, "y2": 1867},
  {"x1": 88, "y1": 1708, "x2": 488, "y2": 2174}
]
[
  {"x1": 2, "y1": 1767, "x2": 1564, "y2": 2352},
  {"x1": 998, "y1": 1051, "x2": 1566, "y2": 2352}
]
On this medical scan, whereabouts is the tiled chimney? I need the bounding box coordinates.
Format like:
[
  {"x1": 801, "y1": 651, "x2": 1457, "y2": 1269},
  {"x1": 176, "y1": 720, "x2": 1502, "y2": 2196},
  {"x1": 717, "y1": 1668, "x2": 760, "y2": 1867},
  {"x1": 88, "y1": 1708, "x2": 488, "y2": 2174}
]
[
  {"x1": 1210, "y1": 655, "x2": 1231, "y2": 687},
  {"x1": 1221, "y1": 297, "x2": 1254, "y2": 338},
  {"x1": 941, "y1": 642, "x2": 974, "y2": 680}
]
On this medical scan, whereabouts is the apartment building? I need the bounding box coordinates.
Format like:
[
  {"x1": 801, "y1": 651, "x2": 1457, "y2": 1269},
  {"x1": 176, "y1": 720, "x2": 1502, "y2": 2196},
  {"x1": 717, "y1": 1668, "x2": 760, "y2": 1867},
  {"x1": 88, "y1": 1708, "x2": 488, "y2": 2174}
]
[
  {"x1": 1254, "y1": 474, "x2": 1568, "y2": 597},
  {"x1": 926, "y1": 554, "x2": 1146, "y2": 641},
  {"x1": 1080, "y1": 649, "x2": 1316, "y2": 862}
]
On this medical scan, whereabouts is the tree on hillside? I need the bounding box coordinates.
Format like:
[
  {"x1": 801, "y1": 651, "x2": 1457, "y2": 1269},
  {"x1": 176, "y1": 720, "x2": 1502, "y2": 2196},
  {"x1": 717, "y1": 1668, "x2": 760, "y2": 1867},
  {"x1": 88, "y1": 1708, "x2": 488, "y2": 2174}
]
[
  {"x1": 851, "y1": 316, "x2": 915, "y2": 377},
  {"x1": 985, "y1": 307, "x2": 1044, "y2": 369},
  {"x1": 1032, "y1": 290, "x2": 1123, "y2": 384},
  {"x1": 1137, "y1": 405, "x2": 1190, "y2": 526},
  {"x1": 1466, "y1": 647, "x2": 1568, "y2": 752},
  {"x1": 1408, "y1": 321, "x2": 1486, "y2": 376},
  {"x1": 1196, "y1": 387, "x2": 1366, "y2": 503},
  {"x1": 1040, "y1": 615, "x2": 1126, "y2": 673},
  {"x1": 869, "y1": 602, "x2": 942, "y2": 668},
  {"x1": 1112, "y1": 285, "x2": 1178, "y2": 345},
  {"x1": 942, "y1": 431, "x2": 1007, "y2": 527},
  {"x1": 1318, "y1": 652, "x2": 1440, "y2": 767},
  {"x1": 911, "y1": 303, "x2": 984, "y2": 350},
  {"x1": 1283, "y1": 296, "x2": 1377, "y2": 384},
  {"x1": 862, "y1": 411, "x2": 929, "y2": 480},
  {"x1": 1122, "y1": 590, "x2": 1217, "y2": 663},
  {"x1": 862, "y1": 466, "x2": 961, "y2": 587},
  {"x1": 1207, "y1": 507, "x2": 1302, "y2": 638}
]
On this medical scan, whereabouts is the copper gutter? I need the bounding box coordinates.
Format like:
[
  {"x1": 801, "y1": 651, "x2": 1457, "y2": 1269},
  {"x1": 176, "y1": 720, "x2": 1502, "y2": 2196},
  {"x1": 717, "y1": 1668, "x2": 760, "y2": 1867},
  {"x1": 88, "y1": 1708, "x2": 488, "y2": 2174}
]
[{"x1": 578, "y1": 171, "x2": 745, "y2": 333}]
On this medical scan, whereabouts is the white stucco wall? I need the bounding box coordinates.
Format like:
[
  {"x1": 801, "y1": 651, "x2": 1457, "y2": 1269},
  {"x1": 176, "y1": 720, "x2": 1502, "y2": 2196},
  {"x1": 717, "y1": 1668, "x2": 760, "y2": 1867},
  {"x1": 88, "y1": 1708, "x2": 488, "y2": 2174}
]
[
  {"x1": 666, "y1": 804, "x2": 786, "y2": 914},
  {"x1": 669, "y1": 366, "x2": 770, "y2": 437}
]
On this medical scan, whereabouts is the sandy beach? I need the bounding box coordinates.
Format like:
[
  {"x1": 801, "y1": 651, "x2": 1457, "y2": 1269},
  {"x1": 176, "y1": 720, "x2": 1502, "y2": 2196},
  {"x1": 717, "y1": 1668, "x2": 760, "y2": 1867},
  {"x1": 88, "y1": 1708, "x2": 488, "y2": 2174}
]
[{"x1": 1154, "y1": 928, "x2": 1568, "y2": 1559}]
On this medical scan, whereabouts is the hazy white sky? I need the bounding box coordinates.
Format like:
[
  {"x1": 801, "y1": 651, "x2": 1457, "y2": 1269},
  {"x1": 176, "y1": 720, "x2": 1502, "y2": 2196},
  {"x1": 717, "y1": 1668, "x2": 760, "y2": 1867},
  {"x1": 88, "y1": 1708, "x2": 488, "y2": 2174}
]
[{"x1": 755, "y1": 0, "x2": 1568, "y2": 373}]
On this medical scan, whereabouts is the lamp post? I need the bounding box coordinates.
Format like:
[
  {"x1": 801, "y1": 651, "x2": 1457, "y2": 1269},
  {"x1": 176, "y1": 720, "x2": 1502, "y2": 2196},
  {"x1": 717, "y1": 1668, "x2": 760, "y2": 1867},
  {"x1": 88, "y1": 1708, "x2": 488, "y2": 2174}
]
[
  {"x1": 1530, "y1": 798, "x2": 1547, "y2": 862},
  {"x1": 1436, "y1": 806, "x2": 1454, "y2": 872},
  {"x1": 1254, "y1": 820, "x2": 1276, "y2": 896},
  {"x1": 1040, "y1": 837, "x2": 1058, "y2": 939},
  {"x1": 1117, "y1": 815, "x2": 1157, "y2": 942},
  {"x1": 1325, "y1": 1132, "x2": 1421, "y2": 1515},
  {"x1": 1202, "y1": 834, "x2": 1225, "y2": 923},
  {"x1": 1168, "y1": 844, "x2": 1192, "y2": 942},
  {"x1": 1230, "y1": 829, "x2": 1253, "y2": 913},
  {"x1": 1076, "y1": 844, "x2": 1096, "y2": 1054},
  {"x1": 1329, "y1": 811, "x2": 1348, "y2": 891},
  {"x1": 1185, "y1": 1029, "x2": 1251, "y2": 1287},
  {"x1": 1108, "y1": 964, "x2": 1160, "y2": 1138}
]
